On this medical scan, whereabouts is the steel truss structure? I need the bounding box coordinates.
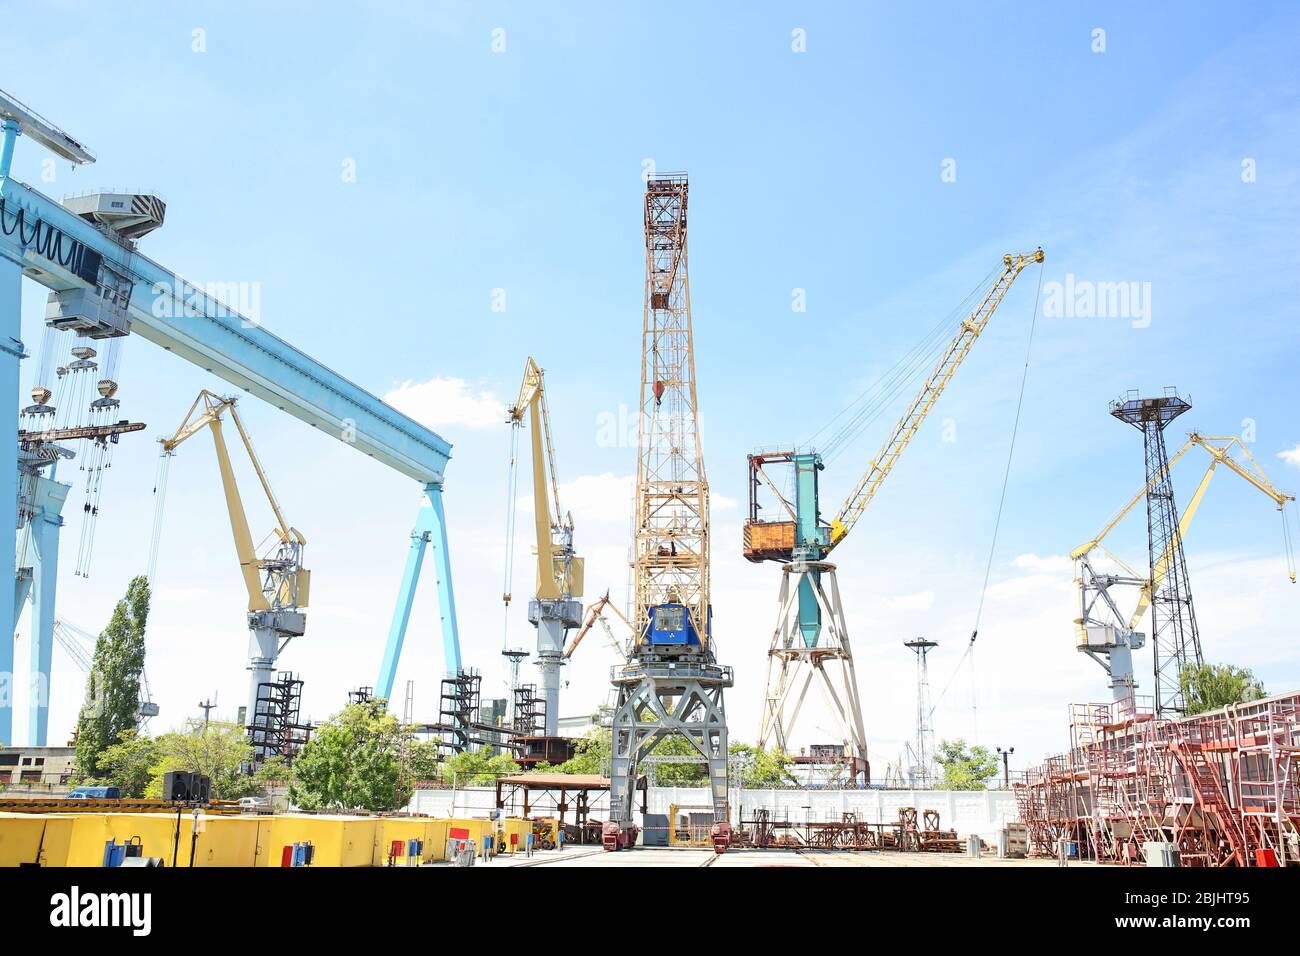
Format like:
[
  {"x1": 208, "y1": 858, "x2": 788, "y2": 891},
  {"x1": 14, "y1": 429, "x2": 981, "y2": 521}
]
[
  {"x1": 1110, "y1": 390, "x2": 1203, "y2": 715},
  {"x1": 1015, "y1": 691, "x2": 1300, "y2": 866},
  {"x1": 247, "y1": 671, "x2": 311, "y2": 764},
  {"x1": 758, "y1": 560, "x2": 868, "y2": 784},
  {"x1": 606, "y1": 172, "x2": 732, "y2": 850}
]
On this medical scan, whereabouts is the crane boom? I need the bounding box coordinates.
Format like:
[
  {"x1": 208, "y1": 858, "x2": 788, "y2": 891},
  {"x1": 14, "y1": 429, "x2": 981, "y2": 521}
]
[
  {"x1": 506, "y1": 358, "x2": 579, "y2": 603},
  {"x1": 503, "y1": 357, "x2": 582, "y2": 737},
  {"x1": 157, "y1": 390, "x2": 309, "y2": 750},
  {"x1": 828, "y1": 248, "x2": 1043, "y2": 548},
  {"x1": 1073, "y1": 431, "x2": 1295, "y2": 700},
  {"x1": 159, "y1": 390, "x2": 308, "y2": 613},
  {"x1": 1127, "y1": 434, "x2": 1294, "y2": 629}
]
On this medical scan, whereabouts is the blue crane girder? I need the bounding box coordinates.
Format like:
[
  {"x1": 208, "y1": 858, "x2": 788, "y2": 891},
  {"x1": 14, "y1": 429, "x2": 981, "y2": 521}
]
[
  {"x1": 1, "y1": 166, "x2": 460, "y2": 742},
  {"x1": 0, "y1": 176, "x2": 450, "y2": 484}
]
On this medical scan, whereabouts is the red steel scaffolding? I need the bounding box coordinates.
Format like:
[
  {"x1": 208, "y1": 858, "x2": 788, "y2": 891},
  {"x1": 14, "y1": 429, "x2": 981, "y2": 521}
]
[{"x1": 1014, "y1": 690, "x2": 1300, "y2": 866}]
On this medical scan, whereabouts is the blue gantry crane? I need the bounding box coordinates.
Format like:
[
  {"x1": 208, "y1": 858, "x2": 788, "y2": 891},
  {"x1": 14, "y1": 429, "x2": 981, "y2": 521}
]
[{"x1": 1, "y1": 89, "x2": 459, "y2": 744}]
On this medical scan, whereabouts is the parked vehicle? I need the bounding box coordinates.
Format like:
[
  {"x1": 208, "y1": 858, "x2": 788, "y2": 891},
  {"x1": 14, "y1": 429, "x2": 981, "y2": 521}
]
[
  {"x1": 238, "y1": 796, "x2": 273, "y2": 814},
  {"x1": 67, "y1": 786, "x2": 121, "y2": 800}
]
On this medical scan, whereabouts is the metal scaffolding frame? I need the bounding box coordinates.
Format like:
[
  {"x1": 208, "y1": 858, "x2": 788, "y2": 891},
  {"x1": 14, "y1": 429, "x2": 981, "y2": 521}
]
[{"x1": 1016, "y1": 690, "x2": 1300, "y2": 866}]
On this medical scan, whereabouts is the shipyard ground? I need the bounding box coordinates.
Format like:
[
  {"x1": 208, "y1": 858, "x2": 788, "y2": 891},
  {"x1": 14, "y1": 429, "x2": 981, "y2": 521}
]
[{"x1": 480, "y1": 847, "x2": 1080, "y2": 868}]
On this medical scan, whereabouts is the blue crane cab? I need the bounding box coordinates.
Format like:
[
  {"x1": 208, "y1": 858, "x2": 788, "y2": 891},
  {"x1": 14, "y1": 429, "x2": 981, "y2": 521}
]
[{"x1": 644, "y1": 603, "x2": 710, "y2": 650}]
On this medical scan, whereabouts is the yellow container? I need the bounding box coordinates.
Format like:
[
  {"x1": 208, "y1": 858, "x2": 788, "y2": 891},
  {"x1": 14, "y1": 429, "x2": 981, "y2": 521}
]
[
  {"x1": 261, "y1": 814, "x2": 378, "y2": 867},
  {"x1": 446, "y1": 817, "x2": 496, "y2": 856},
  {"x1": 58, "y1": 812, "x2": 264, "y2": 867},
  {"x1": 0, "y1": 813, "x2": 76, "y2": 867},
  {"x1": 373, "y1": 817, "x2": 450, "y2": 865},
  {"x1": 499, "y1": 817, "x2": 532, "y2": 854}
]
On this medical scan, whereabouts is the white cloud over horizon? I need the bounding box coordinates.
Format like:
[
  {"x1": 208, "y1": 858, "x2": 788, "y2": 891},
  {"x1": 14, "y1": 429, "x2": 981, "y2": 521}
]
[{"x1": 383, "y1": 377, "x2": 506, "y2": 431}]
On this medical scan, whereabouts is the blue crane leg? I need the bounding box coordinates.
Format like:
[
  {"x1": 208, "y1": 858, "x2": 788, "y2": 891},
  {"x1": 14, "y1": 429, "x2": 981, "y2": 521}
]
[
  {"x1": 422, "y1": 483, "x2": 462, "y2": 675},
  {"x1": 374, "y1": 483, "x2": 462, "y2": 700},
  {"x1": 375, "y1": 523, "x2": 428, "y2": 702},
  {"x1": 28, "y1": 478, "x2": 67, "y2": 745},
  {"x1": 0, "y1": 254, "x2": 19, "y2": 745}
]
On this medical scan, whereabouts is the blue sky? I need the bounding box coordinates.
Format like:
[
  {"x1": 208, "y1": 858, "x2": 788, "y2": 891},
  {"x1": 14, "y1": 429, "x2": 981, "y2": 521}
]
[{"x1": 6, "y1": 1, "x2": 1300, "y2": 774}]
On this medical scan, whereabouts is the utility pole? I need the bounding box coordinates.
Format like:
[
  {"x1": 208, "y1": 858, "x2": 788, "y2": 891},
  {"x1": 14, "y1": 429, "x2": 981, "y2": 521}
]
[
  {"x1": 905, "y1": 638, "x2": 938, "y2": 788},
  {"x1": 198, "y1": 696, "x2": 216, "y2": 733},
  {"x1": 996, "y1": 745, "x2": 1014, "y2": 789}
]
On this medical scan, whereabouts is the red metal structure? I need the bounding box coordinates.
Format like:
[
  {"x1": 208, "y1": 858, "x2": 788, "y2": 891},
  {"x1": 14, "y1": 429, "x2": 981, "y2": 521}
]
[{"x1": 1015, "y1": 691, "x2": 1300, "y2": 866}]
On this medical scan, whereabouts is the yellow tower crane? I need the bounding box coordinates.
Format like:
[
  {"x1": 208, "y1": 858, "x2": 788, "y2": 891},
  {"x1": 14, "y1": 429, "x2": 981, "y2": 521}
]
[
  {"x1": 153, "y1": 390, "x2": 309, "y2": 743},
  {"x1": 503, "y1": 358, "x2": 583, "y2": 737},
  {"x1": 1073, "y1": 432, "x2": 1295, "y2": 701}
]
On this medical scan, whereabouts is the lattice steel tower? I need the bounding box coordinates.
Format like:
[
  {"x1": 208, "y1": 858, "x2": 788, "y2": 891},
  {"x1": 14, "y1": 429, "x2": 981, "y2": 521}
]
[
  {"x1": 1110, "y1": 389, "x2": 1203, "y2": 716},
  {"x1": 605, "y1": 172, "x2": 733, "y2": 850},
  {"x1": 904, "y1": 638, "x2": 938, "y2": 788}
]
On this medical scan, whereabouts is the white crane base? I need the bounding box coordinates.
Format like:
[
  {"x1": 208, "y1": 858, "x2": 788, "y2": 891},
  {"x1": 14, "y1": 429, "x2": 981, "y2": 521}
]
[{"x1": 757, "y1": 562, "x2": 869, "y2": 784}]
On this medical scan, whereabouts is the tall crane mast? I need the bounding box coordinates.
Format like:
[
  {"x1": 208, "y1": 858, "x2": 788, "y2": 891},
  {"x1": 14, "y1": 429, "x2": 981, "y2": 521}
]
[
  {"x1": 1074, "y1": 430, "x2": 1296, "y2": 704},
  {"x1": 155, "y1": 390, "x2": 309, "y2": 746},
  {"x1": 605, "y1": 173, "x2": 733, "y2": 852},
  {"x1": 503, "y1": 357, "x2": 583, "y2": 737},
  {"x1": 746, "y1": 249, "x2": 1043, "y2": 779}
]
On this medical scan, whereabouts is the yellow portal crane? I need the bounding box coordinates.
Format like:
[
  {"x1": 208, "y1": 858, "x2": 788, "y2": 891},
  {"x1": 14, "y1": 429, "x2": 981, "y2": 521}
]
[
  {"x1": 746, "y1": 248, "x2": 1044, "y2": 781},
  {"x1": 503, "y1": 358, "x2": 583, "y2": 736},
  {"x1": 156, "y1": 390, "x2": 309, "y2": 739},
  {"x1": 1074, "y1": 432, "x2": 1295, "y2": 700}
]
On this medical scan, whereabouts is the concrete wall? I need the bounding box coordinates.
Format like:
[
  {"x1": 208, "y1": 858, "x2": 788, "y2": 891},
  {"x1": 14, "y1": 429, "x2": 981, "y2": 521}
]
[{"x1": 410, "y1": 786, "x2": 1020, "y2": 840}]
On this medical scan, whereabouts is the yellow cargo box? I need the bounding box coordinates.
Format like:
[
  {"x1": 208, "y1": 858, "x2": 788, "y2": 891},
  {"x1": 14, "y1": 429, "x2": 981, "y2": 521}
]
[
  {"x1": 499, "y1": 817, "x2": 532, "y2": 854},
  {"x1": 446, "y1": 817, "x2": 497, "y2": 856},
  {"x1": 261, "y1": 814, "x2": 378, "y2": 868},
  {"x1": 373, "y1": 817, "x2": 450, "y2": 865},
  {"x1": 60, "y1": 812, "x2": 263, "y2": 867},
  {"x1": 0, "y1": 812, "x2": 76, "y2": 867}
]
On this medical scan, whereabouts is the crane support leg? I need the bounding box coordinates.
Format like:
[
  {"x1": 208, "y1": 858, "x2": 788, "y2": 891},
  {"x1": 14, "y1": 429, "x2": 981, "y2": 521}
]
[
  {"x1": 0, "y1": 254, "x2": 20, "y2": 746},
  {"x1": 26, "y1": 477, "x2": 68, "y2": 745},
  {"x1": 375, "y1": 482, "x2": 461, "y2": 700}
]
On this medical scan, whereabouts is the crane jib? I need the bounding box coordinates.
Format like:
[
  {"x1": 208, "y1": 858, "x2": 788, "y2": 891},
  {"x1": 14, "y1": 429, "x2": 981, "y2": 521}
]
[{"x1": 828, "y1": 249, "x2": 1043, "y2": 548}]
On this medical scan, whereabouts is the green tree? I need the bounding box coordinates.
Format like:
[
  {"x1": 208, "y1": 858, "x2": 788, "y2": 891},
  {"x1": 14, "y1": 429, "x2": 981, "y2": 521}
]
[
  {"x1": 146, "y1": 721, "x2": 256, "y2": 800},
  {"x1": 254, "y1": 755, "x2": 290, "y2": 788},
  {"x1": 407, "y1": 740, "x2": 442, "y2": 785},
  {"x1": 643, "y1": 734, "x2": 709, "y2": 785},
  {"x1": 554, "y1": 725, "x2": 611, "y2": 775},
  {"x1": 729, "y1": 742, "x2": 794, "y2": 788},
  {"x1": 438, "y1": 749, "x2": 520, "y2": 786},
  {"x1": 94, "y1": 730, "x2": 158, "y2": 798},
  {"x1": 1180, "y1": 662, "x2": 1265, "y2": 716},
  {"x1": 289, "y1": 699, "x2": 404, "y2": 811},
  {"x1": 73, "y1": 576, "x2": 150, "y2": 779},
  {"x1": 934, "y1": 739, "x2": 999, "y2": 791}
]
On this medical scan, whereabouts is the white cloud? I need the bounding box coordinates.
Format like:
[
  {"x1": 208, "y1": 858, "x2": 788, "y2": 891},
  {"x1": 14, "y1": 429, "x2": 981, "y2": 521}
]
[
  {"x1": 383, "y1": 377, "x2": 505, "y2": 430},
  {"x1": 1278, "y1": 445, "x2": 1300, "y2": 468}
]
